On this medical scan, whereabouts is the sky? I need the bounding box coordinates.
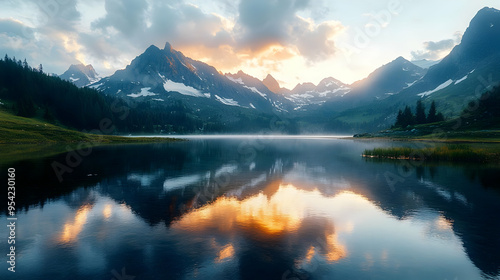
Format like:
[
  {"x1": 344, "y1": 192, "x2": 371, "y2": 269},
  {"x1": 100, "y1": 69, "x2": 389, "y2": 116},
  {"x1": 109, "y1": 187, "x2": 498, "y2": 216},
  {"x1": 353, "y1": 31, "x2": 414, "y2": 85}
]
[{"x1": 0, "y1": 0, "x2": 499, "y2": 89}]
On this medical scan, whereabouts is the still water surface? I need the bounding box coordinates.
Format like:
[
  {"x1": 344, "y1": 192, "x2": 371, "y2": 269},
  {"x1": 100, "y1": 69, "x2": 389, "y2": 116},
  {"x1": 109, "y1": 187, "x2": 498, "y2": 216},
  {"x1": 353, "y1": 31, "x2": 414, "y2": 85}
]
[{"x1": 1, "y1": 137, "x2": 499, "y2": 280}]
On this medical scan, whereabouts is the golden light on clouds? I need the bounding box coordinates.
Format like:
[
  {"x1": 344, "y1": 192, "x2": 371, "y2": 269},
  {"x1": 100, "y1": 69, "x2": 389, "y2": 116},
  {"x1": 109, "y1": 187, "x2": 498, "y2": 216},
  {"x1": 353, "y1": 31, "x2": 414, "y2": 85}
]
[{"x1": 60, "y1": 33, "x2": 86, "y2": 64}]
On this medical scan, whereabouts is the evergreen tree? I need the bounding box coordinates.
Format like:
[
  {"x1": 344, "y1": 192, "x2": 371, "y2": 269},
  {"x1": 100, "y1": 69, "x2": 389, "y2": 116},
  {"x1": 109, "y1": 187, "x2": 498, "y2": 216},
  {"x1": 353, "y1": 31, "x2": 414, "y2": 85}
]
[
  {"x1": 402, "y1": 106, "x2": 415, "y2": 127},
  {"x1": 427, "y1": 100, "x2": 438, "y2": 123},
  {"x1": 415, "y1": 100, "x2": 426, "y2": 124},
  {"x1": 436, "y1": 112, "x2": 444, "y2": 122},
  {"x1": 395, "y1": 109, "x2": 404, "y2": 127}
]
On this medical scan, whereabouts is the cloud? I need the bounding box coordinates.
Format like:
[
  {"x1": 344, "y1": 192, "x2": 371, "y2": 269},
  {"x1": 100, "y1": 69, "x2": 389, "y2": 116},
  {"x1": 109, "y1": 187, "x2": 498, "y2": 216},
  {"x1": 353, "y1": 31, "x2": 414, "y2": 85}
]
[
  {"x1": 0, "y1": 18, "x2": 34, "y2": 38},
  {"x1": 0, "y1": 0, "x2": 345, "y2": 77},
  {"x1": 84, "y1": 0, "x2": 343, "y2": 74},
  {"x1": 295, "y1": 20, "x2": 344, "y2": 62},
  {"x1": 411, "y1": 32, "x2": 462, "y2": 61},
  {"x1": 91, "y1": 0, "x2": 148, "y2": 36},
  {"x1": 0, "y1": 19, "x2": 36, "y2": 59},
  {"x1": 234, "y1": 0, "x2": 343, "y2": 63},
  {"x1": 0, "y1": 17, "x2": 81, "y2": 73},
  {"x1": 34, "y1": 0, "x2": 81, "y2": 32}
]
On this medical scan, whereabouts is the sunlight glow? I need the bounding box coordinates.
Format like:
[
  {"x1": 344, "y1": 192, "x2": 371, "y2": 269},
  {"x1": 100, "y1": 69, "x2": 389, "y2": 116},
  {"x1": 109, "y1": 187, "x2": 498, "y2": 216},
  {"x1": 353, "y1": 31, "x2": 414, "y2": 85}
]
[
  {"x1": 59, "y1": 204, "x2": 92, "y2": 243},
  {"x1": 171, "y1": 183, "x2": 375, "y2": 266},
  {"x1": 102, "y1": 204, "x2": 113, "y2": 220},
  {"x1": 216, "y1": 244, "x2": 235, "y2": 262},
  {"x1": 435, "y1": 216, "x2": 454, "y2": 231}
]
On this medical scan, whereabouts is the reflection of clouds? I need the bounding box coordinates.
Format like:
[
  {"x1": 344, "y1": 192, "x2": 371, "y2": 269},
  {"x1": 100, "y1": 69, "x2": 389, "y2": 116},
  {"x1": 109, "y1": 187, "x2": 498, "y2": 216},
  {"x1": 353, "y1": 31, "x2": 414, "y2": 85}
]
[
  {"x1": 173, "y1": 185, "x2": 306, "y2": 234},
  {"x1": 324, "y1": 233, "x2": 347, "y2": 262},
  {"x1": 59, "y1": 204, "x2": 93, "y2": 244},
  {"x1": 9, "y1": 172, "x2": 483, "y2": 280},
  {"x1": 102, "y1": 204, "x2": 112, "y2": 220},
  {"x1": 173, "y1": 184, "x2": 353, "y2": 267},
  {"x1": 425, "y1": 214, "x2": 455, "y2": 241},
  {"x1": 216, "y1": 244, "x2": 235, "y2": 263}
]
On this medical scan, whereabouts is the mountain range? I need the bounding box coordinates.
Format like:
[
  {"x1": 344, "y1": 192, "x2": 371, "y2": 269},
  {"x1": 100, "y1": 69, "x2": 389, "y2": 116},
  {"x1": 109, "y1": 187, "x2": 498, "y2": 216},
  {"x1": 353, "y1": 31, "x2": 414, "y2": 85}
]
[{"x1": 60, "y1": 7, "x2": 500, "y2": 133}]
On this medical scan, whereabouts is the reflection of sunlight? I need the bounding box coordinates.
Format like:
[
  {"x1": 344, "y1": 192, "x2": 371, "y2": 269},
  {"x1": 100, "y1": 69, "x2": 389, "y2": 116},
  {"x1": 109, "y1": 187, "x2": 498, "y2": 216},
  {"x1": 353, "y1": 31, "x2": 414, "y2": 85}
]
[
  {"x1": 325, "y1": 233, "x2": 347, "y2": 262},
  {"x1": 60, "y1": 204, "x2": 92, "y2": 243},
  {"x1": 299, "y1": 233, "x2": 347, "y2": 267},
  {"x1": 435, "y1": 216, "x2": 453, "y2": 230},
  {"x1": 102, "y1": 204, "x2": 112, "y2": 220},
  {"x1": 305, "y1": 246, "x2": 316, "y2": 262},
  {"x1": 216, "y1": 244, "x2": 235, "y2": 263},
  {"x1": 172, "y1": 184, "x2": 373, "y2": 266},
  {"x1": 362, "y1": 253, "x2": 375, "y2": 270},
  {"x1": 174, "y1": 184, "x2": 306, "y2": 234}
]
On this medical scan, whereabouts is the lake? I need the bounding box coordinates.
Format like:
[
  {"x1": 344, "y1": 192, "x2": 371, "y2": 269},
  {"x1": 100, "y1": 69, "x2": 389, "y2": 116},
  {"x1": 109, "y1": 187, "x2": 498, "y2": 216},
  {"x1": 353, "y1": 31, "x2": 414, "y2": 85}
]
[{"x1": 1, "y1": 137, "x2": 500, "y2": 280}]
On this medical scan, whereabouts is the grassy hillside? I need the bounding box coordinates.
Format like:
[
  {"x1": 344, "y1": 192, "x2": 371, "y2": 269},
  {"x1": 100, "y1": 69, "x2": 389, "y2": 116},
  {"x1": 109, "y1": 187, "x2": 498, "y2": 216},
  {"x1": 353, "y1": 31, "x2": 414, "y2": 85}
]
[{"x1": 0, "y1": 109, "x2": 180, "y2": 144}]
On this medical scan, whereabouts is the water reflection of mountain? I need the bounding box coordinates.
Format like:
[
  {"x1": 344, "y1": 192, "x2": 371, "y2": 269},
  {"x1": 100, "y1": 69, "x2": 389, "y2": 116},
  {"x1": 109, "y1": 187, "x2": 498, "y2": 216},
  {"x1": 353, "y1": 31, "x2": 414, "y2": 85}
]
[{"x1": 3, "y1": 139, "x2": 500, "y2": 278}]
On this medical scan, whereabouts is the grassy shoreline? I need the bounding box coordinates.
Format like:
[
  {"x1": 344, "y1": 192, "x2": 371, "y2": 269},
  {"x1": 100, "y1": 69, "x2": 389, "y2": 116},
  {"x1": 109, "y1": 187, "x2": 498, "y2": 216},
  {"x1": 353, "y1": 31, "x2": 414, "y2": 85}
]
[{"x1": 363, "y1": 144, "x2": 500, "y2": 163}]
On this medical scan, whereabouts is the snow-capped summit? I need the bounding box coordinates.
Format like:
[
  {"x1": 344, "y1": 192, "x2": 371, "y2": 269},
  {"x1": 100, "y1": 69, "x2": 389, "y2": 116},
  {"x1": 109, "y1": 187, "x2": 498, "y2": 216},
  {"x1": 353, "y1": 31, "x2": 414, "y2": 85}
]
[{"x1": 60, "y1": 64, "x2": 99, "y2": 87}]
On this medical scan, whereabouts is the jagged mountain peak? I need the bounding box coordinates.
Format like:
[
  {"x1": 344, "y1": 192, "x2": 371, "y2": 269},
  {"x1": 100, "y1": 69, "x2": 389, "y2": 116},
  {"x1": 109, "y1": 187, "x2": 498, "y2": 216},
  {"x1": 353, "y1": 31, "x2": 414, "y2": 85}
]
[
  {"x1": 68, "y1": 63, "x2": 97, "y2": 78},
  {"x1": 317, "y1": 77, "x2": 346, "y2": 87},
  {"x1": 60, "y1": 63, "x2": 99, "y2": 87},
  {"x1": 344, "y1": 56, "x2": 425, "y2": 101},
  {"x1": 164, "y1": 41, "x2": 174, "y2": 51},
  {"x1": 292, "y1": 82, "x2": 316, "y2": 92},
  {"x1": 262, "y1": 74, "x2": 281, "y2": 94},
  {"x1": 145, "y1": 44, "x2": 161, "y2": 53},
  {"x1": 91, "y1": 42, "x2": 292, "y2": 113},
  {"x1": 393, "y1": 56, "x2": 407, "y2": 63}
]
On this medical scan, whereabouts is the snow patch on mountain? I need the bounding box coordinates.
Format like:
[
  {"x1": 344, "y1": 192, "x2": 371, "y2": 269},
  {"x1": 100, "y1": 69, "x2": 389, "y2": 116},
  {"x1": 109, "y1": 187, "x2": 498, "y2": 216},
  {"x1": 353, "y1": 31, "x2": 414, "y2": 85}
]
[
  {"x1": 127, "y1": 87, "x2": 158, "y2": 98},
  {"x1": 215, "y1": 95, "x2": 240, "y2": 107},
  {"x1": 163, "y1": 79, "x2": 207, "y2": 98},
  {"x1": 417, "y1": 79, "x2": 453, "y2": 97},
  {"x1": 291, "y1": 93, "x2": 314, "y2": 99},
  {"x1": 454, "y1": 69, "x2": 475, "y2": 85},
  {"x1": 244, "y1": 86, "x2": 267, "y2": 98},
  {"x1": 318, "y1": 88, "x2": 346, "y2": 97},
  {"x1": 226, "y1": 76, "x2": 245, "y2": 85},
  {"x1": 455, "y1": 75, "x2": 468, "y2": 85}
]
